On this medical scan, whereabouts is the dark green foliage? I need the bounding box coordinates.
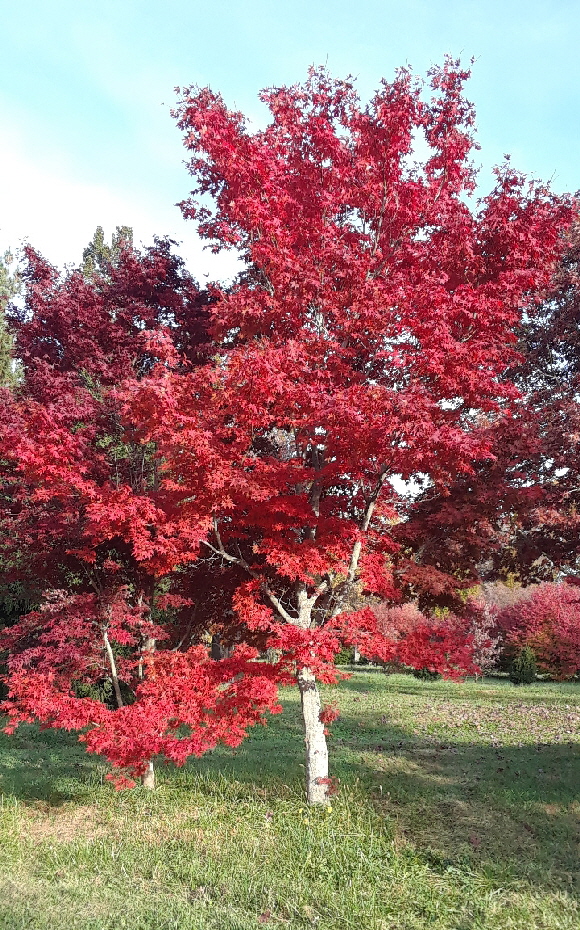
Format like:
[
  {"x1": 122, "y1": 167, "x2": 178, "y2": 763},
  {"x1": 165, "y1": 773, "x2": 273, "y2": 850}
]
[
  {"x1": 413, "y1": 668, "x2": 442, "y2": 681},
  {"x1": 0, "y1": 592, "x2": 36, "y2": 699},
  {"x1": 334, "y1": 646, "x2": 354, "y2": 665},
  {"x1": 81, "y1": 225, "x2": 133, "y2": 278},
  {"x1": 72, "y1": 677, "x2": 135, "y2": 708},
  {"x1": 0, "y1": 249, "x2": 21, "y2": 387},
  {"x1": 510, "y1": 646, "x2": 537, "y2": 684},
  {"x1": 0, "y1": 313, "x2": 13, "y2": 387}
]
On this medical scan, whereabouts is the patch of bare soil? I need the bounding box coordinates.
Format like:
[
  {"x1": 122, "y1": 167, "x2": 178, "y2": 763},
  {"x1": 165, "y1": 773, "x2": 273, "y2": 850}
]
[{"x1": 21, "y1": 804, "x2": 106, "y2": 843}]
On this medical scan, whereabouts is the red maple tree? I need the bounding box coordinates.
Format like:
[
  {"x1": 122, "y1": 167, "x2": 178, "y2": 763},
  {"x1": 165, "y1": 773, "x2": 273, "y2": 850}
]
[
  {"x1": 145, "y1": 59, "x2": 571, "y2": 802},
  {"x1": 0, "y1": 241, "x2": 282, "y2": 787},
  {"x1": 0, "y1": 61, "x2": 574, "y2": 803}
]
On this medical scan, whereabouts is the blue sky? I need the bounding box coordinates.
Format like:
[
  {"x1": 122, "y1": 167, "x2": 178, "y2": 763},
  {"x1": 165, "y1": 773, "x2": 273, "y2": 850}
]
[{"x1": 1, "y1": 0, "x2": 578, "y2": 277}]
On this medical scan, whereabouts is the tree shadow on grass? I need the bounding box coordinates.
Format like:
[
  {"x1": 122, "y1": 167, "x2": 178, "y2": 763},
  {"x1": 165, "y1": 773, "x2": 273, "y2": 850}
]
[
  {"x1": 0, "y1": 723, "x2": 105, "y2": 805},
  {"x1": 344, "y1": 733, "x2": 580, "y2": 892},
  {"x1": 182, "y1": 677, "x2": 580, "y2": 897},
  {"x1": 323, "y1": 675, "x2": 580, "y2": 897},
  {"x1": 2, "y1": 675, "x2": 579, "y2": 898}
]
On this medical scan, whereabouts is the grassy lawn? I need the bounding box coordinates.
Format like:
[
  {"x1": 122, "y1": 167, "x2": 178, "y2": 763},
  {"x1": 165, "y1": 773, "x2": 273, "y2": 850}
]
[{"x1": 0, "y1": 671, "x2": 579, "y2": 929}]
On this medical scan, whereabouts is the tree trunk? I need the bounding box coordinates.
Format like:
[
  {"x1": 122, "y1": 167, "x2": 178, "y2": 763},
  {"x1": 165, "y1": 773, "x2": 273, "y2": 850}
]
[
  {"x1": 353, "y1": 646, "x2": 361, "y2": 664},
  {"x1": 102, "y1": 626, "x2": 124, "y2": 709},
  {"x1": 140, "y1": 632, "x2": 156, "y2": 789},
  {"x1": 298, "y1": 666, "x2": 329, "y2": 805},
  {"x1": 141, "y1": 760, "x2": 155, "y2": 790}
]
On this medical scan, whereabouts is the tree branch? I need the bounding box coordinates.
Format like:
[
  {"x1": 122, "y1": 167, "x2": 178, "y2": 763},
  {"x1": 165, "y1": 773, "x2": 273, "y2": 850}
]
[
  {"x1": 330, "y1": 468, "x2": 388, "y2": 618},
  {"x1": 201, "y1": 521, "x2": 296, "y2": 624}
]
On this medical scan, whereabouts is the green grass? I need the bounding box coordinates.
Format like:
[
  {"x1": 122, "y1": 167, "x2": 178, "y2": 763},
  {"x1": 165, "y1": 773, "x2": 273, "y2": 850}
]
[{"x1": 1, "y1": 672, "x2": 579, "y2": 929}]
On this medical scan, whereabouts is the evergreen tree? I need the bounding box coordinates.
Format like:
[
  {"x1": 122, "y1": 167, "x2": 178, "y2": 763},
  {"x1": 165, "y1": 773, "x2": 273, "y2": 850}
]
[
  {"x1": 0, "y1": 249, "x2": 21, "y2": 387},
  {"x1": 510, "y1": 646, "x2": 537, "y2": 684},
  {"x1": 81, "y1": 225, "x2": 133, "y2": 278}
]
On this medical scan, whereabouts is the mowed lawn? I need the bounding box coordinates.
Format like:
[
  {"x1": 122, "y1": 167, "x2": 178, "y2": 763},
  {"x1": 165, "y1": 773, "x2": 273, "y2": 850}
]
[{"x1": 0, "y1": 672, "x2": 579, "y2": 930}]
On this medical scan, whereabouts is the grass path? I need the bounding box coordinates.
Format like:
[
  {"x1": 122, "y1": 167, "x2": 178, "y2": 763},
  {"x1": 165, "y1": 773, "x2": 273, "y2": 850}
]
[{"x1": 0, "y1": 672, "x2": 579, "y2": 929}]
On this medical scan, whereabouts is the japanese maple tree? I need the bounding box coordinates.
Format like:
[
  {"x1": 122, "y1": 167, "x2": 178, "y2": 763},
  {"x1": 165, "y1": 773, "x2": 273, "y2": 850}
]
[
  {"x1": 0, "y1": 240, "x2": 282, "y2": 787},
  {"x1": 1, "y1": 61, "x2": 574, "y2": 804},
  {"x1": 139, "y1": 59, "x2": 572, "y2": 802},
  {"x1": 1, "y1": 589, "x2": 282, "y2": 786}
]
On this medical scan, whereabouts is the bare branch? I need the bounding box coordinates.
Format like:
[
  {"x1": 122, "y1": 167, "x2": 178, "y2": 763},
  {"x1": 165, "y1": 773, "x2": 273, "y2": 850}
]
[
  {"x1": 202, "y1": 537, "x2": 241, "y2": 565},
  {"x1": 201, "y1": 524, "x2": 296, "y2": 624},
  {"x1": 331, "y1": 468, "x2": 388, "y2": 618},
  {"x1": 261, "y1": 583, "x2": 296, "y2": 625}
]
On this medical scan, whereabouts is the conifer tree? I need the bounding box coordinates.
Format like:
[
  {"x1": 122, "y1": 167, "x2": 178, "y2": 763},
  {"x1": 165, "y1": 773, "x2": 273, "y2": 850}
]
[
  {"x1": 81, "y1": 225, "x2": 134, "y2": 278},
  {"x1": 0, "y1": 249, "x2": 20, "y2": 387}
]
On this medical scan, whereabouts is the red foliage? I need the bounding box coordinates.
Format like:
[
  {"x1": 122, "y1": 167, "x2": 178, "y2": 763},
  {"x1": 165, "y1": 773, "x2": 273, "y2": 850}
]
[
  {"x1": 395, "y1": 619, "x2": 479, "y2": 680},
  {"x1": 372, "y1": 602, "x2": 426, "y2": 639},
  {"x1": 373, "y1": 601, "x2": 480, "y2": 678},
  {"x1": 164, "y1": 59, "x2": 572, "y2": 686},
  {"x1": 1, "y1": 588, "x2": 162, "y2": 686},
  {"x1": 315, "y1": 776, "x2": 340, "y2": 796},
  {"x1": 0, "y1": 239, "x2": 218, "y2": 598},
  {"x1": 391, "y1": 230, "x2": 580, "y2": 601},
  {"x1": 498, "y1": 583, "x2": 580, "y2": 679},
  {"x1": 1, "y1": 591, "x2": 282, "y2": 783},
  {"x1": 0, "y1": 241, "x2": 280, "y2": 784},
  {"x1": 319, "y1": 702, "x2": 340, "y2": 736},
  {"x1": 319, "y1": 703, "x2": 340, "y2": 726},
  {"x1": 0, "y1": 61, "x2": 574, "y2": 796}
]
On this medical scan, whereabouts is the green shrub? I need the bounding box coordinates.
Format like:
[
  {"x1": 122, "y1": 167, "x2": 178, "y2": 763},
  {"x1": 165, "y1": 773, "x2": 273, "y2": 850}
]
[
  {"x1": 510, "y1": 646, "x2": 537, "y2": 684},
  {"x1": 412, "y1": 668, "x2": 442, "y2": 682},
  {"x1": 334, "y1": 646, "x2": 354, "y2": 665}
]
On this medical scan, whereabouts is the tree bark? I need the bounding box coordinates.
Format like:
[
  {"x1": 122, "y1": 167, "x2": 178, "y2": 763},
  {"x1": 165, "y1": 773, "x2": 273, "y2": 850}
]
[
  {"x1": 210, "y1": 634, "x2": 225, "y2": 660},
  {"x1": 298, "y1": 666, "x2": 329, "y2": 805},
  {"x1": 102, "y1": 627, "x2": 124, "y2": 709},
  {"x1": 141, "y1": 760, "x2": 155, "y2": 790},
  {"x1": 140, "y1": 633, "x2": 156, "y2": 789}
]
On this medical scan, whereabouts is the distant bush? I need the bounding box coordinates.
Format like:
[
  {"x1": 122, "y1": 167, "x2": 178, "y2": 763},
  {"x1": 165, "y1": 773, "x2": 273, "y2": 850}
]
[
  {"x1": 498, "y1": 582, "x2": 580, "y2": 680},
  {"x1": 510, "y1": 646, "x2": 537, "y2": 684},
  {"x1": 461, "y1": 598, "x2": 502, "y2": 675},
  {"x1": 412, "y1": 668, "x2": 442, "y2": 682},
  {"x1": 334, "y1": 646, "x2": 354, "y2": 665},
  {"x1": 373, "y1": 595, "x2": 503, "y2": 677},
  {"x1": 371, "y1": 602, "x2": 426, "y2": 639},
  {"x1": 480, "y1": 580, "x2": 536, "y2": 613},
  {"x1": 371, "y1": 600, "x2": 480, "y2": 679}
]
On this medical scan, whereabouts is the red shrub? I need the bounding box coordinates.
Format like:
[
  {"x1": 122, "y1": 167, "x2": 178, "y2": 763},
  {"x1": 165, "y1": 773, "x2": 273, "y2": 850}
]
[{"x1": 498, "y1": 582, "x2": 580, "y2": 679}]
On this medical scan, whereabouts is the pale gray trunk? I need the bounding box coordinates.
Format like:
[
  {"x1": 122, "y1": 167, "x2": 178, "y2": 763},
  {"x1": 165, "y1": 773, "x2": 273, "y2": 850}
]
[
  {"x1": 353, "y1": 645, "x2": 361, "y2": 664},
  {"x1": 298, "y1": 666, "x2": 329, "y2": 805},
  {"x1": 138, "y1": 635, "x2": 156, "y2": 680},
  {"x1": 330, "y1": 473, "x2": 385, "y2": 619},
  {"x1": 102, "y1": 627, "x2": 124, "y2": 709},
  {"x1": 141, "y1": 760, "x2": 155, "y2": 790},
  {"x1": 140, "y1": 634, "x2": 156, "y2": 789}
]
